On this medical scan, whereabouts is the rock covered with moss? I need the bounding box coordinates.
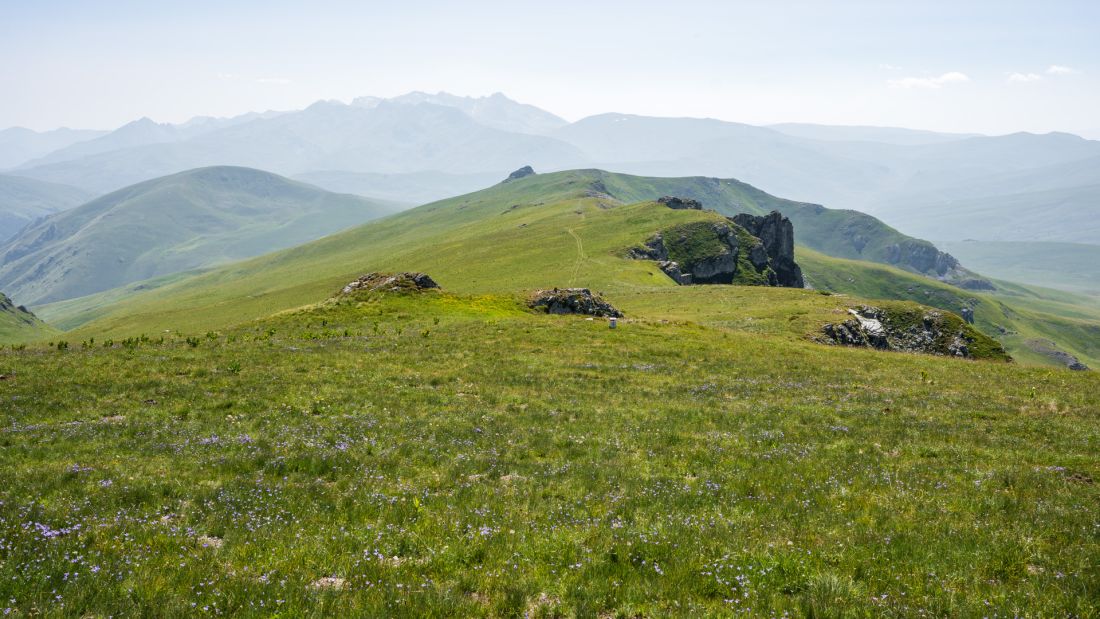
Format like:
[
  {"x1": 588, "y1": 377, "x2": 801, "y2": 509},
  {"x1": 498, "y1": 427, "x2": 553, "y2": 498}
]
[
  {"x1": 821, "y1": 304, "x2": 1010, "y2": 361},
  {"x1": 629, "y1": 211, "x2": 803, "y2": 288},
  {"x1": 528, "y1": 288, "x2": 622, "y2": 317},
  {"x1": 731, "y1": 212, "x2": 804, "y2": 288},
  {"x1": 341, "y1": 272, "x2": 439, "y2": 295}
]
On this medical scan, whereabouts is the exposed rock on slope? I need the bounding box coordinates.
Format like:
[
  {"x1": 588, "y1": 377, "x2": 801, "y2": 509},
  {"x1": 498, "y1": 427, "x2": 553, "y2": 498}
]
[
  {"x1": 657, "y1": 196, "x2": 702, "y2": 210},
  {"x1": 630, "y1": 201, "x2": 803, "y2": 288},
  {"x1": 529, "y1": 288, "x2": 622, "y2": 317},
  {"x1": 731, "y1": 212, "x2": 805, "y2": 288},
  {"x1": 0, "y1": 292, "x2": 41, "y2": 326},
  {"x1": 821, "y1": 304, "x2": 1010, "y2": 361},
  {"x1": 504, "y1": 166, "x2": 536, "y2": 182},
  {"x1": 341, "y1": 272, "x2": 439, "y2": 294},
  {"x1": 1026, "y1": 339, "x2": 1090, "y2": 371}
]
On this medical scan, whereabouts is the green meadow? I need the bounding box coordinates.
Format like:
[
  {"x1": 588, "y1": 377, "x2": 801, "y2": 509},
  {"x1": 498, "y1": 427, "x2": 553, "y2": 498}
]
[{"x1": 1, "y1": 170, "x2": 1098, "y2": 616}]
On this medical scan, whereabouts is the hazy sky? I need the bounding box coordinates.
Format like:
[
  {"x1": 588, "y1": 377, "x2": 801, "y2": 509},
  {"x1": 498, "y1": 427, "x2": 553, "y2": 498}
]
[{"x1": 3, "y1": 0, "x2": 1098, "y2": 135}]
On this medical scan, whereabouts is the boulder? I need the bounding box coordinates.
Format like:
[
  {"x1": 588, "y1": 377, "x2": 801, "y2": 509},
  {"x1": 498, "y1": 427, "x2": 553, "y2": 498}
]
[
  {"x1": 504, "y1": 166, "x2": 536, "y2": 182},
  {"x1": 658, "y1": 261, "x2": 692, "y2": 285},
  {"x1": 657, "y1": 196, "x2": 702, "y2": 210},
  {"x1": 529, "y1": 288, "x2": 622, "y2": 317},
  {"x1": 341, "y1": 272, "x2": 439, "y2": 295}
]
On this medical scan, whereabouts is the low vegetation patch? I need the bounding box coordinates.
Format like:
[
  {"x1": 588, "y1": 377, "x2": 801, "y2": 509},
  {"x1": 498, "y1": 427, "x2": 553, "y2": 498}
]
[{"x1": 0, "y1": 291, "x2": 1096, "y2": 616}]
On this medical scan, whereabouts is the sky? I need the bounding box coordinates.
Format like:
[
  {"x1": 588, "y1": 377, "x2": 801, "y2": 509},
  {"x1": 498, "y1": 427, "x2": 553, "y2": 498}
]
[{"x1": 2, "y1": 0, "x2": 1098, "y2": 136}]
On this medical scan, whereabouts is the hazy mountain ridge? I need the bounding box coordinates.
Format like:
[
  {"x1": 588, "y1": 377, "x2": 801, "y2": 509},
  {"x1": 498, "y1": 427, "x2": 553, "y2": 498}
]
[
  {"x1": 11, "y1": 98, "x2": 585, "y2": 194},
  {"x1": 5, "y1": 92, "x2": 1099, "y2": 256},
  {"x1": 0, "y1": 126, "x2": 107, "y2": 170},
  {"x1": 0, "y1": 174, "x2": 91, "y2": 242},
  {"x1": 0, "y1": 166, "x2": 399, "y2": 305}
]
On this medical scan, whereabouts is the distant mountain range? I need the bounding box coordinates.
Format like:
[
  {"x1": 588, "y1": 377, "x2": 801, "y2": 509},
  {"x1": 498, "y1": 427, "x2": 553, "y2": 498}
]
[
  {"x1": 0, "y1": 166, "x2": 399, "y2": 305},
  {"x1": 1, "y1": 90, "x2": 1097, "y2": 262}
]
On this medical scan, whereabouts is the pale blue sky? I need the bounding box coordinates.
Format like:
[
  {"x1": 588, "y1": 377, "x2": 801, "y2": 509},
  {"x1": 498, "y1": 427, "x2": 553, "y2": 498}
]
[{"x1": 2, "y1": 0, "x2": 1097, "y2": 134}]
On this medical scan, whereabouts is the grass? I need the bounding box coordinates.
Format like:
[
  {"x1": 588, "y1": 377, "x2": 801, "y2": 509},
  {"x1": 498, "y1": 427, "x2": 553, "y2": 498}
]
[
  {"x1": 26, "y1": 170, "x2": 1100, "y2": 370},
  {"x1": 1, "y1": 289, "x2": 1097, "y2": 616},
  {"x1": 0, "y1": 293, "x2": 57, "y2": 344},
  {"x1": 797, "y1": 248, "x2": 1100, "y2": 368},
  {"x1": 2, "y1": 168, "x2": 1097, "y2": 614}
]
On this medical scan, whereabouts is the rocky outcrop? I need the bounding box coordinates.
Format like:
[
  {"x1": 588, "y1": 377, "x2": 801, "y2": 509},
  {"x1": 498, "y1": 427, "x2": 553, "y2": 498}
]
[
  {"x1": 0, "y1": 292, "x2": 41, "y2": 326},
  {"x1": 731, "y1": 212, "x2": 805, "y2": 288},
  {"x1": 821, "y1": 305, "x2": 1010, "y2": 361},
  {"x1": 657, "y1": 196, "x2": 702, "y2": 210},
  {"x1": 504, "y1": 166, "x2": 536, "y2": 182},
  {"x1": 341, "y1": 272, "x2": 439, "y2": 294},
  {"x1": 960, "y1": 307, "x2": 975, "y2": 324},
  {"x1": 955, "y1": 278, "x2": 996, "y2": 291},
  {"x1": 529, "y1": 288, "x2": 622, "y2": 317},
  {"x1": 630, "y1": 211, "x2": 803, "y2": 288},
  {"x1": 1026, "y1": 339, "x2": 1090, "y2": 371}
]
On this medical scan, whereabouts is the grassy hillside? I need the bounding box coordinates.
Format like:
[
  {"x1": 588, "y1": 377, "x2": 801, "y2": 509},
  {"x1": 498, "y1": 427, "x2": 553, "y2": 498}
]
[
  {"x1": 594, "y1": 173, "x2": 963, "y2": 278},
  {"x1": 797, "y1": 249, "x2": 1100, "y2": 369},
  {"x1": 1, "y1": 287, "x2": 1098, "y2": 616},
  {"x1": 0, "y1": 166, "x2": 401, "y2": 305},
  {"x1": 0, "y1": 291, "x2": 57, "y2": 344},
  {"x1": 940, "y1": 240, "x2": 1100, "y2": 295},
  {"x1": 24, "y1": 169, "x2": 1098, "y2": 371},
  {"x1": 0, "y1": 174, "x2": 90, "y2": 241}
]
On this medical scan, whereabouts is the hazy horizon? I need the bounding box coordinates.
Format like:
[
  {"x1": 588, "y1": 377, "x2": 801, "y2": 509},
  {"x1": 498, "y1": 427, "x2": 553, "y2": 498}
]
[{"x1": 3, "y1": 0, "x2": 1098, "y2": 136}]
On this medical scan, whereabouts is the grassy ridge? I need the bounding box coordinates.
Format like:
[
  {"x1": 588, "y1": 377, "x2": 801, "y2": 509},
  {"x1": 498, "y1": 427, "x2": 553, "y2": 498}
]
[
  {"x1": 1, "y1": 290, "x2": 1096, "y2": 616},
  {"x1": 27, "y1": 170, "x2": 1098, "y2": 370}
]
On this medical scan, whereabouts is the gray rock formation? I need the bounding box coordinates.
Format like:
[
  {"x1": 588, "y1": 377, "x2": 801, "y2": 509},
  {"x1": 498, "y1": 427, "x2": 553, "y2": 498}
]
[
  {"x1": 821, "y1": 305, "x2": 1006, "y2": 360},
  {"x1": 504, "y1": 166, "x2": 536, "y2": 182},
  {"x1": 529, "y1": 288, "x2": 622, "y2": 317},
  {"x1": 341, "y1": 272, "x2": 439, "y2": 294},
  {"x1": 657, "y1": 196, "x2": 702, "y2": 210},
  {"x1": 630, "y1": 212, "x2": 803, "y2": 288},
  {"x1": 960, "y1": 307, "x2": 975, "y2": 324},
  {"x1": 955, "y1": 278, "x2": 996, "y2": 291},
  {"x1": 731, "y1": 212, "x2": 805, "y2": 288},
  {"x1": 1026, "y1": 339, "x2": 1090, "y2": 371}
]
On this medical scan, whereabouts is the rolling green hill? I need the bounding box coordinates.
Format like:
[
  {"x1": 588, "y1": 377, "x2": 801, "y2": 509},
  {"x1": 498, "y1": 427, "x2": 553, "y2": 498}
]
[
  {"x1": 0, "y1": 166, "x2": 402, "y2": 305},
  {"x1": 0, "y1": 291, "x2": 57, "y2": 343},
  {"x1": 0, "y1": 174, "x2": 90, "y2": 241},
  {"x1": 25, "y1": 169, "x2": 1100, "y2": 369}
]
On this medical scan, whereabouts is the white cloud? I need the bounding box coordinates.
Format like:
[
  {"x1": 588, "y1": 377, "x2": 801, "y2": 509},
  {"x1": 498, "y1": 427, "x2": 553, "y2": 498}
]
[
  {"x1": 888, "y1": 72, "x2": 970, "y2": 89},
  {"x1": 1047, "y1": 65, "x2": 1079, "y2": 75},
  {"x1": 1007, "y1": 72, "x2": 1043, "y2": 83},
  {"x1": 256, "y1": 77, "x2": 292, "y2": 85},
  {"x1": 878, "y1": 63, "x2": 901, "y2": 71}
]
